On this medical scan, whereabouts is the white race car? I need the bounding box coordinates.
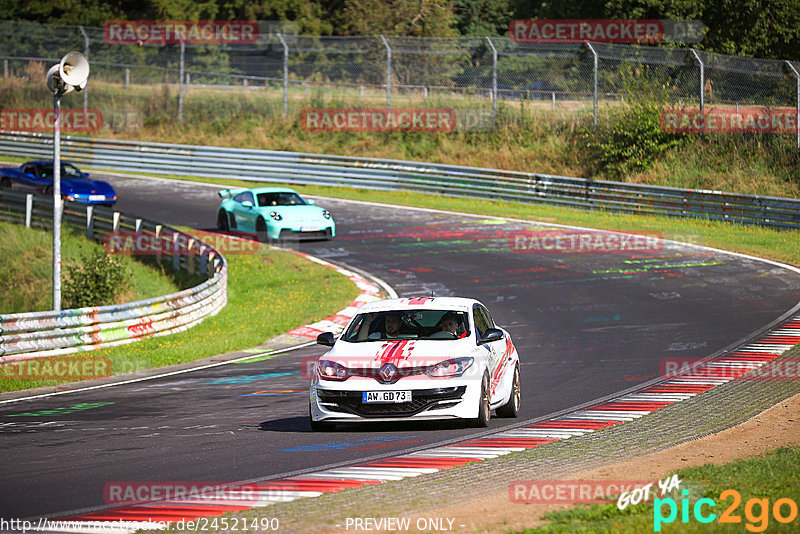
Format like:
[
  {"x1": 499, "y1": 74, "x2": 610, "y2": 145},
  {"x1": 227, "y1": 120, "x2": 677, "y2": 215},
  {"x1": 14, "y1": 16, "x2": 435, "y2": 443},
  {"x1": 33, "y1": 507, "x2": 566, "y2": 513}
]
[{"x1": 309, "y1": 297, "x2": 521, "y2": 430}]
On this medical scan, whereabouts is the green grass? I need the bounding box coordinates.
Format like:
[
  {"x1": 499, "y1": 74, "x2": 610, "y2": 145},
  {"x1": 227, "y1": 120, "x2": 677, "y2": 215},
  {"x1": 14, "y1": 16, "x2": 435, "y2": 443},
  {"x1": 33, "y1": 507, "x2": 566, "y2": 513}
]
[
  {"x1": 523, "y1": 446, "x2": 800, "y2": 533},
  {"x1": 0, "y1": 241, "x2": 360, "y2": 392},
  {"x1": 2, "y1": 74, "x2": 798, "y2": 199},
  {"x1": 0, "y1": 220, "x2": 193, "y2": 313}
]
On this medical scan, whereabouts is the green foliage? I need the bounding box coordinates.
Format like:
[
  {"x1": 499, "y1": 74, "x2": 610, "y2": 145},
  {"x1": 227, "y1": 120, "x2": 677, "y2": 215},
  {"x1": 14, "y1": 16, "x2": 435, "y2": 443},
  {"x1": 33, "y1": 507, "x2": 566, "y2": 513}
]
[
  {"x1": 63, "y1": 249, "x2": 133, "y2": 309},
  {"x1": 576, "y1": 67, "x2": 685, "y2": 179}
]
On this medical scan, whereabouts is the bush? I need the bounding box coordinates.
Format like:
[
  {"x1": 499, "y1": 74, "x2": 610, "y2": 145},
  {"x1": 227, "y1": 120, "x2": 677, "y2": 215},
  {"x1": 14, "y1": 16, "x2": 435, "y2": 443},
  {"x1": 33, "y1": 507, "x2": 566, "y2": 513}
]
[
  {"x1": 575, "y1": 67, "x2": 686, "y2": 180},
  {"x1": 63, "y1": 250, "x2": 132, "y2": 309}
]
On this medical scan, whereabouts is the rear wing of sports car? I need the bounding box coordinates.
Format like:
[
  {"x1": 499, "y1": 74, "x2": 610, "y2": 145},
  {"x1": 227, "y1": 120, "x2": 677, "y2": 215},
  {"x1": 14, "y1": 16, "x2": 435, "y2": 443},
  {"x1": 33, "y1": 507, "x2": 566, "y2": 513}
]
[{"x1": 218, "y1": 188, "x2": 245, "y2": 200}]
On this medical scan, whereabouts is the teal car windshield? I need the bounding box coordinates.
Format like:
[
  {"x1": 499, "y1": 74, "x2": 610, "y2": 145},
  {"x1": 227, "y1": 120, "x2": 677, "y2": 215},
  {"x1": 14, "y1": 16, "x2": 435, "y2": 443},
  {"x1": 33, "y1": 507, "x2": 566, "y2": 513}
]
[{"x1": 257, "y1": 192, "x2": 307, "y2": 207}]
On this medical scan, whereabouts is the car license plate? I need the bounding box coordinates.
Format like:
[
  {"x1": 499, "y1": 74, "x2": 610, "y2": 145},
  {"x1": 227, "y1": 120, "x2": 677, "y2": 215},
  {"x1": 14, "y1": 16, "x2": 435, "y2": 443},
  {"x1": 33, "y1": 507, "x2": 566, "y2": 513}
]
[
  {"x1": 300, "y1": 226, "x2": 321, "y2": 232},
  {"x1": 362, "y1": 391, "x2": 412, "y2": 403},
  {"x1": 89, "y1": 195, "x2": 105, "y2": 201}
]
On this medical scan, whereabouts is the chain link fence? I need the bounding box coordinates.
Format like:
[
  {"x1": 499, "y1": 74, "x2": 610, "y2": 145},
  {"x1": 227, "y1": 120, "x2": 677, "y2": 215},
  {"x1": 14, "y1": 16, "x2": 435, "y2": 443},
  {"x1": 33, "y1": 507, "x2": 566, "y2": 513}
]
[{"x1": 1, "y1": 20, "x2": 798, "y2": 144}]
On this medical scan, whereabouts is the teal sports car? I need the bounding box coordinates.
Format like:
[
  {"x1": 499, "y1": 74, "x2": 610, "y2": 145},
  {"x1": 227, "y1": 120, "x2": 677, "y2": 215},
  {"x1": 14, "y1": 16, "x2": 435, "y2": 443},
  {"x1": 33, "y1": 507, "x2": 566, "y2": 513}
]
[{"x1": 217, "y1": 187, "x2": 335, "y2": 241}]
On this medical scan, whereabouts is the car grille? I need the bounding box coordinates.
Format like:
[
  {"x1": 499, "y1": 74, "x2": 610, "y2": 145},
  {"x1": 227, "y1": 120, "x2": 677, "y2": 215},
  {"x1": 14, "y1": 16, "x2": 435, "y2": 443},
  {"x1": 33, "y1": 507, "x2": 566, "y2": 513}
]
[
  {"x1": 279, "y1": 228, "x2": 332, "y2": 240},
  {"x1": 317, "y1": 386, "x2": 466, "y2": 417}
]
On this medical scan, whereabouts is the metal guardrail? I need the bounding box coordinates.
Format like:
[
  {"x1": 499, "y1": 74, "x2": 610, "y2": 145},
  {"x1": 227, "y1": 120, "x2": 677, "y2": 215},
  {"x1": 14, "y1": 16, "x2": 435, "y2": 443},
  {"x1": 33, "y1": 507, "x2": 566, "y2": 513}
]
[
  {"x1": 1, "y1": 131, "x2": 799, "y2": 229},
  {"x1": 0, "y1": 188, "x2": 228, "y2": 361}
]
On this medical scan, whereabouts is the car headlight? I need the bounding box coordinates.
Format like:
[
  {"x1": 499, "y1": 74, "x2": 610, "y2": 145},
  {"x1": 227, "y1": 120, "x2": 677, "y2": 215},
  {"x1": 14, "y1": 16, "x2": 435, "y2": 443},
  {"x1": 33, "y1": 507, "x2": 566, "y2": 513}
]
[
  {"x1": 322, "y1": 210, "x2": 331, "y2": 220},
  {"x1": 270, "y1": 211, "x2": 282, "y2": 221},
  {"x1": 317, "y1": 360, "x2": 349, "y2": 381},
  {"x1": 426, "y1": 357, "x2": 473, "y2": 378}
]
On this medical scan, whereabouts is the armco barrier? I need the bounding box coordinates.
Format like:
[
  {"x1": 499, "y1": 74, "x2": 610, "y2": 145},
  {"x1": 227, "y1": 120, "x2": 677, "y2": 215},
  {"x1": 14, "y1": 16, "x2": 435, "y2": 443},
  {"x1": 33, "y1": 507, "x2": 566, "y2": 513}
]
[
  {"x1": 0, "y1": 189, "x2": 227, "y2": 361},
  {"x1": 1, "y1": 131, "x2": 799, "y2": 229}
]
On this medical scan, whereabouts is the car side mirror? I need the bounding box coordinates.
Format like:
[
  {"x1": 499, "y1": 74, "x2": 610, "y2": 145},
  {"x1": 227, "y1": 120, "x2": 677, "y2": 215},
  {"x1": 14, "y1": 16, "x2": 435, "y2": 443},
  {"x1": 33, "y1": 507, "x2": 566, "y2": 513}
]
[
  {"x1": 478, "y1": 327, "x2": 503, "y2": 345},
  {"x1": 316, "y1": 332, "x2": 335, "y2": 346},
  {"x1": 241, "y1": 200, "x2": 254, "y2": 208},
  {"x1": 307, "y1": 199, "x2": 316, "y2": 205}
]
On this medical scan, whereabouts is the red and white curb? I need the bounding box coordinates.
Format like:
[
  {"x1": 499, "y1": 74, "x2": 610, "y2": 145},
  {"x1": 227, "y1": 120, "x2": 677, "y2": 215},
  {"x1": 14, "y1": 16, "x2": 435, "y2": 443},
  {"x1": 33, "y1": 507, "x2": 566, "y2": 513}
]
[
  {"x1": 39, "y1": 314, "x2": 800, "y2": 533},
  {"x1": 283, "y1": 252, "x2": 390, "y2": 339}
]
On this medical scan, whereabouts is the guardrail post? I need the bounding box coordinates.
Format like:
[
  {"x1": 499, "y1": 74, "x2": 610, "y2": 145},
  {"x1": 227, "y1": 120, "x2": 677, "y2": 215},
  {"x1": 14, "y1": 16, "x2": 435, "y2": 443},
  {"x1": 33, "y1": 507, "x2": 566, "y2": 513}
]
[
  {"x1": 86, "y1": 205, "x2": 93, "y2": 238},
  {"x1": 134, "y1": 218, "x2": 142, "y2": 232},
  {"x1": 155, "y1": 224, "x2": 163, "y2": 266},
  {"x1": 25, "y1": 194, "x2": 33, "y2": 228},
  {"x1": 689, "y1": 49, "x2": 705, "y2": 111},
  {"x1": 585, "y1": 42, "x2": 598, "y2": 127},
  {"x1": 79, "y1": 25, "x2": 89, "y2": 115},
  {"x1": 187, "y1": 237, "x2": 196, "y2": 274},
  {"x1": 178, "y1": 39, "x2": 185, "y2": 122},
  {"x1": 785, "y1": 61, "x2": 800, "y2": 150},
  {"x1": 277, "y1": 32, "x2": 289, "y2": 118},
  {"x1": 198, "y1": 245, "x2": 208, "y2": 275},
  {"x1": 486, "y1": 37, "x2": 498, "y2": 121},
  {"x1": 112, "y1": 211, "x2": 120, "y2": 231},
  {"x1": 380, "y1": 35, "x2": 391, "y2": 109},
  {"x1": 172, "y1": 231, "x2": 181, "y2": 271}
]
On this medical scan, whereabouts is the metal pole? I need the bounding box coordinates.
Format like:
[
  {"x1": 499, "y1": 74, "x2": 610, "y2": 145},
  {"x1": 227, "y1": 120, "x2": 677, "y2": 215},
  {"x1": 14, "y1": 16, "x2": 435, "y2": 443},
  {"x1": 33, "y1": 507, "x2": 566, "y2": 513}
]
[
  {"x1": 486, "y1": 37, "x2": 497, "y2": 121},
  {"x1": 125, "y1": 67, "x2": 129, "y2": 88},
  {"x1": 380, "y1": 35, "x2": 391, "y2": 109},
  {"x1": 689, "y1": 48, "x2": 704, "y2": 111},
  {"x1": 79, "y1": 26, "x2": 89, "y2": 115},
  {"x1": 178, "y1": 39, "x2": 185, "y2": 122},
  {"x1": 3, "y1": 59, "x2": 8, "y2": 78},
  {"x1": 785, "y1": 61, "x2": 800, "y2": 150},
  {"x1": 53, "y1": 93, "x2": 62, "y2": 311},
  {"x1": 585, "y1": 42, "x2": 598, "y2": 127},
  {"x1": 278, "y1": 33, "x2": 289, "y2": 117}
]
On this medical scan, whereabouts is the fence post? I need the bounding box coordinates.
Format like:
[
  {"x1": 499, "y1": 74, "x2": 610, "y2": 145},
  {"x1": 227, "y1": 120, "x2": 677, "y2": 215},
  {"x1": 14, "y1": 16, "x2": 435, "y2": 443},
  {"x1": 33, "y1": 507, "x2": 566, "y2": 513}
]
[
  {"x1": 785, "y1": 61, "x2": 800, "y2": 150},
  {"x1": 689, "y1": 48, "x2": 704, "y2": 111},
  {"x1": 585, "y1": 42, "x2": 598, "y2": 127},
  {"x1": 178, "y1": 39, "x2": 185, "y2": 122},
  {"x1": 125, "y1": 67, "x2": 130, "y2": 88},
  {"x1": 380, "y1": 35, "x2": 391, "y2": 109},
  {"x1": 4, "y1": 59, "x2": 8, "y2": 78},
  {"x1": 79, "y1": 25, "x2": 89, "y2": 115},
  {"x1": 25, "y1": 194, "x2": 33, "y2": 228},
  {"x1": 486, "y1": 37, "x2": 498, "y2": 121},
  {"x1": 278, "y1": 32, "x2": 289, "y2": 117}
]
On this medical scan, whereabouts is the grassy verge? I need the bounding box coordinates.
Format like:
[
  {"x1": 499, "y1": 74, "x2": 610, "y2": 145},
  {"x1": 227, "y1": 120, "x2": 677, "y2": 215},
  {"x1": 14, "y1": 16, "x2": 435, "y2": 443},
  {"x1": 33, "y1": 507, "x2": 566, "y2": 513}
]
[
  {"x1": 0, "y1": 220, "x2": 194, "y2": 313},
  {"x1": 2, "y1": 75, "x2": 798, "y2": 198},
  {"x1": 525, "y1": 446, "x2": 800, "y2": 533},
  {"x1": 0, "y1": 241, "x2": 360, "y2": 393}
]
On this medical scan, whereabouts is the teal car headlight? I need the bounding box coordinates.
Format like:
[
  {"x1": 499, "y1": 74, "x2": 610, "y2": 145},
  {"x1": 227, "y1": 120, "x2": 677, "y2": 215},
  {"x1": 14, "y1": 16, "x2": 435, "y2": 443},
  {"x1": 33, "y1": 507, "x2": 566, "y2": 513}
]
[
  {"x1": 270, "y1": 211, "x2": 282, "y2": 221},
  {"x1": 322, "y1": 210, "x2": 331, "y2": 220}
]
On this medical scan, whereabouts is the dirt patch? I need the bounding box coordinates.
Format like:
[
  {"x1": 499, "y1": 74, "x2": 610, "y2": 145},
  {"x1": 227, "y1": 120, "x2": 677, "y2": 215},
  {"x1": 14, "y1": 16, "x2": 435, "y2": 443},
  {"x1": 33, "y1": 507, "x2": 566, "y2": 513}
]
[{"x1": 399, "y1": 391, "x2": 800, "y2": 533}]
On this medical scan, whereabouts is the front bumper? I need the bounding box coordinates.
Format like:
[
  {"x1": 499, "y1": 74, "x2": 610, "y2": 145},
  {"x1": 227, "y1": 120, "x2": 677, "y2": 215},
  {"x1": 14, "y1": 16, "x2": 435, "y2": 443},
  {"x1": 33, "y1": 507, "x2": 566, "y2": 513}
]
[{"x1": 310, "y1": 378, "x2": 480, "y2": 423}]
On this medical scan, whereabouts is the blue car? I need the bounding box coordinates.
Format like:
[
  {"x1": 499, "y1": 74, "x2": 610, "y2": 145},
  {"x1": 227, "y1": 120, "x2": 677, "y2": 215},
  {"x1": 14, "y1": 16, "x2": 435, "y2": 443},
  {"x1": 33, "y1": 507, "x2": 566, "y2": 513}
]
[
  {"x1": 0, "y1": 160, "x2": 117, "y2": 206},
  {"x1": 217, "y1": 187, "x2": 335, "y2": 241}
]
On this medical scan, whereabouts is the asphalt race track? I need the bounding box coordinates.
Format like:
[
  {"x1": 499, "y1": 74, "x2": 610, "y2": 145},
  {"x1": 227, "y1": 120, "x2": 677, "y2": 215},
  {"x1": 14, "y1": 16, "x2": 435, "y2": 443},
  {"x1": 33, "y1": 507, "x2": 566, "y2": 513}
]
[{"x1": 2, "y1": 173, "x2": 800, "y2": 521}]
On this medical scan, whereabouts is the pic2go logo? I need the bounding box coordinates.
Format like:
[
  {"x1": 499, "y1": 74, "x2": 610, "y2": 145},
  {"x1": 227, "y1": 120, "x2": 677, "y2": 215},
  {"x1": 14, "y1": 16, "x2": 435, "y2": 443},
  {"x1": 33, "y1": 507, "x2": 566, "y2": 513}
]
[{"x1": 654, "y1": 489, "x2": 799, "y2": 532}]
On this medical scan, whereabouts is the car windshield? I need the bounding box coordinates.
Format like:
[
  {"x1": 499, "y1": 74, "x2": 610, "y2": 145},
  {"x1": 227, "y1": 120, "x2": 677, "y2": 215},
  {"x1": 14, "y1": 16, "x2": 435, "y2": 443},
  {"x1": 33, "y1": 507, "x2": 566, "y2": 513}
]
[
  {"x1": 342, "y1": 310, "x2": 470, "y2": 342},
  {"x1": 257, "y1": 192, "x2": 306, "y2": 207},
  {"x1": 38, "y1": 163, "x2": 84, "y2": 180}
]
